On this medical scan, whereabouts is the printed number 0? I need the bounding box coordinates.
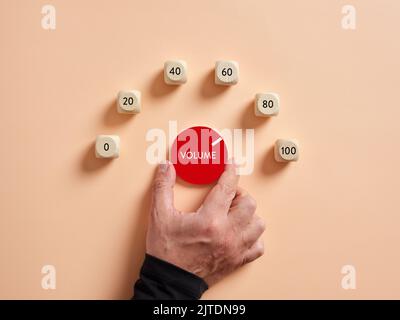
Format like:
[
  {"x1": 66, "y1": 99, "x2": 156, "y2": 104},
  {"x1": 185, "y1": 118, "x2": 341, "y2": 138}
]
[
  {"x1": 169, "y1": 67, "x2": 181, "y2": 75},
  {"x1": 221, "y1": 68, "x2": 233, "y2": 76},
  {"x1": 104, "y1": 143, "x2": 110, "y2": 151},
  {"x1": 281, "y1": 146, "x2": 296, "y2": 155},
  {"x1": 123, "y1": 97, "x2": 134, "y2": 105}
]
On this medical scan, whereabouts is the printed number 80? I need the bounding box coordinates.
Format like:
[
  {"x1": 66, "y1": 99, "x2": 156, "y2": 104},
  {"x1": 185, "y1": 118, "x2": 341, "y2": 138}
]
[{"x1": 262, "y1": 100, "x2": 273, "y2": 108}]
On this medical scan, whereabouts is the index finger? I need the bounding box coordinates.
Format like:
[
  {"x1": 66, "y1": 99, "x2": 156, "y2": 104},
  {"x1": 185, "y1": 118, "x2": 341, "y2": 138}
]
[{"x1": 200, "y1": 162, "x2": 239, "y2": 216}]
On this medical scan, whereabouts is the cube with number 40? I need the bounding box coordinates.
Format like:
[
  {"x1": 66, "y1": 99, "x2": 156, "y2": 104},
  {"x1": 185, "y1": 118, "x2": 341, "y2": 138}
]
[{"x1": 164, "y1": 60, "x2": 187, "y2": 85}]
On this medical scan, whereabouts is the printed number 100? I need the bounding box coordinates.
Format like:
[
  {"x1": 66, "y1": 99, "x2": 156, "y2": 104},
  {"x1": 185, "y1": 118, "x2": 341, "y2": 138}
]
[{"x1": 281, "y1": 146, "x2": 296, "y2": 155}]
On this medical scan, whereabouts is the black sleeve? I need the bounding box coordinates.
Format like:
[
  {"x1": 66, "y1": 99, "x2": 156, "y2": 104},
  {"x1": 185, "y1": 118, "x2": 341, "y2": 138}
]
[{"x1": 132, "y1": 254, "x2": 208, "y2": 300}]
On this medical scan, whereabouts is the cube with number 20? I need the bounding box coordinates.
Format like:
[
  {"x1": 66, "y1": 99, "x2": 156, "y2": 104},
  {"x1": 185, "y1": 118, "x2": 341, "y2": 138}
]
[{"x1": 117, "y1": 90, "x2": 141, "y2": 114}]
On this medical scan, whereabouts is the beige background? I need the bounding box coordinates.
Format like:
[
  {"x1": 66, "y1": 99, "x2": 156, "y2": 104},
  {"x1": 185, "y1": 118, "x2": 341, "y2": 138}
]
[{"x1": 1, "y1": 0, "x2": 400, "y2": 299}]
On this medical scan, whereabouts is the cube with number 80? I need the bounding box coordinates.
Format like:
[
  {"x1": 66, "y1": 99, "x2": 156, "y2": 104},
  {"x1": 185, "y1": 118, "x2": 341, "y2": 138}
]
[
  {"x1": 215, "y1": 60, "x2": 239, "y2": 85},
  {"x1": 164, "y1": 60, "x2": 187, "y2": 85},
  {"x1": 255, "y1": 93, "x2": 280, "y2": 117},
  {"x1": 274, "y1": 139, "x2": 299, "y2": 162},
  {"x1": 117, "y1": 90, "x2": 141, "y2": 114}
]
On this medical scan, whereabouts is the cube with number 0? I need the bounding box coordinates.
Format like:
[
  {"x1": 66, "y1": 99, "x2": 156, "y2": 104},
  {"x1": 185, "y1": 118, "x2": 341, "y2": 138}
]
[
  {"x1": 95, "y1": 135, "x2": 120, "y2": 158},
  {"x1": 274, "y1": 139, "x2": 299, "y2": 162},
  {"x1": 255, "y1": 93, "x2": 280, "y2": 117},
  {"x1": 117, "y1": 90, "x2": 141, "y2": 114},
  {"x1": 164, "y1": 60, "x2": 187, "y2": 85},
  {"x1": 215, "y1": 60, "x2": 239, "y2": 85}
]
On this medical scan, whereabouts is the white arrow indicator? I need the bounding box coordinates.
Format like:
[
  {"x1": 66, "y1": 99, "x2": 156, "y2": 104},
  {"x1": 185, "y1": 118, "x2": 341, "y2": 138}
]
[{"x1": 211, "y1": 137, "x2": 223, "y2": 147}]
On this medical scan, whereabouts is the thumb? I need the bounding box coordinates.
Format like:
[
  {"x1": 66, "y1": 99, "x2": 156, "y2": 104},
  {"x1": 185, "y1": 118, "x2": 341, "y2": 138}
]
[{"x1": 152, "y1": 161, "x2": 176, "y2": 214}]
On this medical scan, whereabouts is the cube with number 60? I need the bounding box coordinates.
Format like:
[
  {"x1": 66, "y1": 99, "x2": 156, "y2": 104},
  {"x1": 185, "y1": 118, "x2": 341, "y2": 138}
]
[
  {"x1": 117, "y1": 90, "x2": 141, "y2": 114},
  {"x1": 215, "y1": 60, "x2": 239, "y2": 85},
  {"x1": 95, "y1": 135, "x2": 120, "y2": 158},
  {"x1": 164, "y1": 60, "x2": 187, "y2": 85},
  {"x1": 274, "y1": 139, "x2": 299, "y2": 162}
]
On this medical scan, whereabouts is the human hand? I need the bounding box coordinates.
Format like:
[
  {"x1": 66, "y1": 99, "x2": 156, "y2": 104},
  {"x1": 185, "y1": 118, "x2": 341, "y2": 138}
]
[{"x1": 146, "y1": 161, "x2": 266, "y2": 286}]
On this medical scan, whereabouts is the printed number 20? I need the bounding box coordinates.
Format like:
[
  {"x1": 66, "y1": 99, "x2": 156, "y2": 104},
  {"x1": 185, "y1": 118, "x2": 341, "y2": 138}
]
[{"x1": 123, "y1": 97, "x2": 134, "y2": 105}]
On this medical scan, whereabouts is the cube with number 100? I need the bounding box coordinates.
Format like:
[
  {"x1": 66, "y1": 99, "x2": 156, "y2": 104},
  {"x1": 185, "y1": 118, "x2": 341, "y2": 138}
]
[
  {"x1": 215, "y1": 60, "x2": 239, "y2": 85},
  {"x1": 274, "y1": 139, "x2": 299, "y2": 162}
]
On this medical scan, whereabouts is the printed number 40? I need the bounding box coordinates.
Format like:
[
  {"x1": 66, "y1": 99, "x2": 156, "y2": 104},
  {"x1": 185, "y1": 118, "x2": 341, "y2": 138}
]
[{"x1": 169, "y1": 67, "x2": 181, "y2": 75}]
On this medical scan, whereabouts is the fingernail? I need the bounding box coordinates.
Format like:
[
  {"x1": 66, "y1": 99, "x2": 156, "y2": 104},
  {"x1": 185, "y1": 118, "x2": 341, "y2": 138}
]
[
  {"x1": 159, "y1": 160, "x2": 170, "y2": 172},
  {"x1": 227, "y1": 157, "x2": 237, "y2": 167}
]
